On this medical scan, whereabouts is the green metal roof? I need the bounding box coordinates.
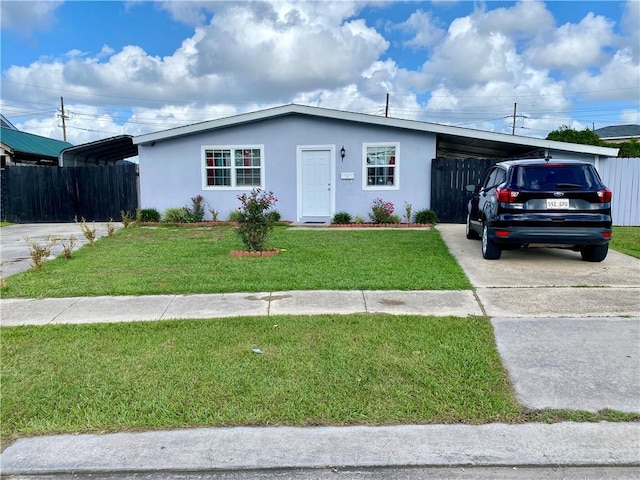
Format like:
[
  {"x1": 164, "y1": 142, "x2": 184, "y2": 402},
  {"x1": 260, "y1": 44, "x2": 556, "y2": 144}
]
[{"x1": 0, "y1": 127, "x2": 74, "y2": 158}]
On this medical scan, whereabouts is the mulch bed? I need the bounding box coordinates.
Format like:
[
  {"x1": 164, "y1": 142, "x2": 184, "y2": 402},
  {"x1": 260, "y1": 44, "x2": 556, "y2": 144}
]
[{"x1": 229, "y1": 248, "x2": 280, "y2": 258}]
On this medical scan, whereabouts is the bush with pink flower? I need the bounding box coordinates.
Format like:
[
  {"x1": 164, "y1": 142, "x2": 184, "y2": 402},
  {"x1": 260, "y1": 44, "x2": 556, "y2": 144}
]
[
  {"x1": 236, "y1": 188, "x2": 279, "y2": 251},
  {"x1": 369, "y1": 198, "x2": 395, "y2": 224}
]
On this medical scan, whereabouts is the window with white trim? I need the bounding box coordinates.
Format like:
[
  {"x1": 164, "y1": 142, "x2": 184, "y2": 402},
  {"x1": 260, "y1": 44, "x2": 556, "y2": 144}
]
[
  {"x1": 203, "y1": 146, "x2": 263, "y2": 189},
  {"x1": 363, "y1": 143, "x2": 399, "y2": 190}
]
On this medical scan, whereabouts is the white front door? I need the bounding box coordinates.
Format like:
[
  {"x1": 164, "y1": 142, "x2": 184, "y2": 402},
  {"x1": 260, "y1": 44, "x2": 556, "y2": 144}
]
[{"x1": 298, "y1": 147, "x2": 334, "y2": 221}]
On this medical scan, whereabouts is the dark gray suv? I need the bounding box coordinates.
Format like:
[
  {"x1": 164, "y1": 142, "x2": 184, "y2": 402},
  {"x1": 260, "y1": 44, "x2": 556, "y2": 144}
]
[{"x1": 465, "y1": 159, "x2": 612, "y2": 261}]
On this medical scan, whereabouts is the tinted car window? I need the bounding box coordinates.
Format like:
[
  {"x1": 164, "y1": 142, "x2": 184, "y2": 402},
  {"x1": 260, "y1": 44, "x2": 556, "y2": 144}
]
[
  {"x1": 514, "y1": 165, "x2": 597, "y2": 190},
  {"x1": 484, "y1": 167, "x2": 504, "y2": 189}
]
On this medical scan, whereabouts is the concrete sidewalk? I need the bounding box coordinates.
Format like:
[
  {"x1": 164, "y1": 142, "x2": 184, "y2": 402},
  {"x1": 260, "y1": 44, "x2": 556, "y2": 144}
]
[
  {"x1": 2, "y1": 422, "x2": 639, "y2": 476},
  {"x1": 2, "y1": 287, "x2": 639, "y2": 327}
]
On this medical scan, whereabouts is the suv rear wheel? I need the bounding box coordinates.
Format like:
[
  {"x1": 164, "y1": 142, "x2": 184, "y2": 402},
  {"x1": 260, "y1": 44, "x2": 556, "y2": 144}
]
[
  {"x1": 580, "y1": 244, "x2": 609, "y2": 262},
  {"x1": 482, "y1": 223, "x2": 501, "y2": 260}
]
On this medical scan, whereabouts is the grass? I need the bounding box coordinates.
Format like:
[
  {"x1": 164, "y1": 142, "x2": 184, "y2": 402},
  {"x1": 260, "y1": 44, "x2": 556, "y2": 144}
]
[
  {"x1": 2, "y1": 224, "x2": 639, "y2": 445},
  {"x1": 0, "y1": 225, "x2": 471, "y2": 298},
  {"x1": 611, "y1": 226, "x2": 640, "y2": 258},
  {"x1": 0, "y1": 221, "x2": 12, "y2": 227},
  {"x1": 0, "y1": 314, "x2": 527, "y2": 440},
  {"x1": 3, "y1": 314, "x2": 636, "y2": 443}
]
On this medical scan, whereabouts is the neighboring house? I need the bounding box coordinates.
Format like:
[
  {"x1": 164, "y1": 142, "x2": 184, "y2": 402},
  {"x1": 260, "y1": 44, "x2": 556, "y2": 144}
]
[
  {"x1": 0, "y1": 127, "x2": 73, "y2": 167},
  {"x1": 1, "y1": 114, "x2": 18, "y2": 130},
  {"x1": 595, "y1": 125, "x2": 640, "y2": 144},
  {"x1": 133, "y1": 104, "x2": 619, "y2": 223}
]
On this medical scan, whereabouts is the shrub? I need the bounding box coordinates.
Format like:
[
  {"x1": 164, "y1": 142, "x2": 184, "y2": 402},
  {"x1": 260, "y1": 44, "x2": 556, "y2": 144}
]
[
  {"x1": 353, "y1": 215, "x2": 365, "y2": 224},
  {"x1": 369, "y1": 198, "x2": 395, "y2": 224},
  {"x1": 120, "y1": 210, "x2": 134, "y2": 228},
  {"x1": 107, "y1": 218, "x2": 115, "y2": 237},
  {"x1": 414, "y1": 209, "x2": 439, "y2": 225},
  {"x1": 76, "y1": 217, "x2": 97, "y2": 246},
  {"x1": 227, "y1": 210, "x2": 242, "y2": 222},
  {"x1": 24, "y1": 235, "x2": 58, "y2": 271},
  {"x1": 266, "y1": 210, "x2": 282, "y2": 223},
  {"x1": 388, "y1": 214, "x2": 401, "y2": 224},
  {"x1": 332, "y1": 212, "x2": 352, "y2": 224},
  {"x1": 236, "y1": 188, "x2": 278, "y2": 251},
  {"x1": 61, "y1": 235, "x2": 76, "y2": 259},
  {"x1": 403, "y1": 201, "x2": 412, "y2": 224},
  {"x1": 184, "y1": 195, "x2": 205, "y2": 223},
  {"x1": 207, "y1": 204, "x2": 219, "y2": 222},
  {"x1": 138, "y1": 208, "x2": 161, "y2": 223},
  {"x1": 163, "y1": 207, "x2": 189, "y2": 223}
]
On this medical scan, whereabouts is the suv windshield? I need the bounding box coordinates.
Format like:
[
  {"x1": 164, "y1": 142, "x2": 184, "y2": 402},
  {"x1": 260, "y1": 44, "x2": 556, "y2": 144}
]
[{"x1": 514, "y1": 165, "x2": 597, "y2": 191}]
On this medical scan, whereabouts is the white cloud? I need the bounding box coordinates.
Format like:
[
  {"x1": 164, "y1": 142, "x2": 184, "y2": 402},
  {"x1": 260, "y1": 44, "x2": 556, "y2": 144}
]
[
  {"x1": 621, "y1": 0, "x2": 639, "y2": 62},
  {"x1": 2, "y1": 0, "x2": 636, "y2": 142},
  {"x1": 525, "y1": 12, "x2": 616, "y2": 71},
  {"x1": 569, "y1": 48, "x2": 640, "y2": 101},
  {"x1": 620, "y1": 108, "x2": 640, "y2": 124},
  {"x1": 189, "y1": 2, "x2": 388, "y2": 99},
  {"x1": 0, "y1": 0, "x2": 63, "y2": 33},
  {"x1": 3, "y1": 1, "x2": 388, "y2": 111},
  {"x1": 397, "y1": 10, "x2": 444, "y2": 49}
]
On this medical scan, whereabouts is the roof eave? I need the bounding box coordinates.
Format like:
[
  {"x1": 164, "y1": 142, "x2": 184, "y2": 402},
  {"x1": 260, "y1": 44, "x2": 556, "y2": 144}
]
[{"x1": 132, "y1": 104, "x2": 620, "y2": 157}]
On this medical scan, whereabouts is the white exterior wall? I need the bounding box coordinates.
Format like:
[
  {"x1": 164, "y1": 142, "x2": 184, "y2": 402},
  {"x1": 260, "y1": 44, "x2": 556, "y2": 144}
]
[{"x1": 139, "y1": 116, "x2": 437, "y2": 222}]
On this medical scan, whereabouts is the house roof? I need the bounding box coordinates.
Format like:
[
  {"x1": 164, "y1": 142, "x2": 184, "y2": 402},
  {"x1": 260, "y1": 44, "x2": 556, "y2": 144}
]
[
  {"x1": 594, "y1": 124, "x2": 640, "y2": 139},
  {"x1": 1, "y1": 114, "x2": 17, "y2": 130},
  {"x1": 133, "y1": 104, "x2": 619, "y2": 158},
  {"x1": 60, "y1": 135, "x2": 138, "y2": 166},
  {"x1": 0, "y1": 127, "x2": 73, "y2": 158}
]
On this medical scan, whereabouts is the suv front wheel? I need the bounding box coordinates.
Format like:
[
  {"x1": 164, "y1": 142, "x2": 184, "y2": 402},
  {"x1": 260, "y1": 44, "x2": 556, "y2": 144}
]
[
  {"x1": 482, "y1": 223, "x2": 502, "y2": 260},
  {"x1": 580, "y1": 244, "x2": 609, "y2": 262},
  {"x1": 466, "y1": 211, "x2": 480, "y2": 240}
]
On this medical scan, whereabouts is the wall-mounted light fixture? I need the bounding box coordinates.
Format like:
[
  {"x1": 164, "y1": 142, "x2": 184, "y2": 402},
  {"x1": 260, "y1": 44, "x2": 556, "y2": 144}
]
[{"x1": 340, "y1": 146, "x2": 346, "y2": 161}]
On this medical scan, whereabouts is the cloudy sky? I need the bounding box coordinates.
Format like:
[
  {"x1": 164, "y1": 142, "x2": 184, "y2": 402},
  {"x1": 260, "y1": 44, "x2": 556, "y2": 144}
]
[{"x1": 1, "y1": 0, "x2": 638, "y2": 145}]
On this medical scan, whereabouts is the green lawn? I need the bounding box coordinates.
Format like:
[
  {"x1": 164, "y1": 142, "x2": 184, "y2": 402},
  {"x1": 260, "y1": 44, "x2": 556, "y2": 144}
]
[
  {"x1": 612, "y1": 226, "x2": 640, "y2": 258},
  {"x1": 1, "y1": 226, "x2": 471, "y2": 298},
  {"x1": 2, "y1": 224, "x2": 639, "y2": 444},
  {"x1": 3, "y1": 314, "x2": 634, "y2": 442}
]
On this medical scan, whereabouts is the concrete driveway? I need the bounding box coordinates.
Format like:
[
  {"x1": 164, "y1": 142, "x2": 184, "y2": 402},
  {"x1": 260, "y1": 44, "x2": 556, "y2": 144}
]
[
  {"x1": 1, "y1": 222, "x2": 121, "y2": 278},
  {"x1": 437, "y1": 224, "x2": 640, "y2": 413},
  {"x1": 436, "y1": 223, "x2": 640, "y2": 317}
]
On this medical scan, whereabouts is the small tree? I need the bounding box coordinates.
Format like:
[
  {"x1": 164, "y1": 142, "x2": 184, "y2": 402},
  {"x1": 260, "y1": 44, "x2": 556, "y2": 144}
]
[
  {"x1": 236, "y1": 188, "x2": 278, "y2": 251},
  {"x1": 616, "y1": 139, "x2": 640, "y2": 158},
  {"x1": 546, "y1": 126, "x2": 604, "y2": 146}
]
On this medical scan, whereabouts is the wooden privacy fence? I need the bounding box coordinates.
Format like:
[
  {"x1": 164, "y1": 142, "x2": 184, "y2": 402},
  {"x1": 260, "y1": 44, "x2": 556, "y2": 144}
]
[
  {"x1": 430, "y1": 158, "x2": 500, "y2": 224},
  {"x1": 1, "y1": 164, "x2": 139, "y2": 223}
]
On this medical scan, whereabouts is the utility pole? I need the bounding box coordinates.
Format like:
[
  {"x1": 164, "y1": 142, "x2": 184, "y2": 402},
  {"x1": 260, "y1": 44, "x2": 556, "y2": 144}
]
[
  {"x1": 385, "y1": 93, "x2": 389, "y2": 118},
  {"x1": 511, "y1": 102, "x2": 527, "y2": 135},
  {"x1": 59, "y1": 97, "x2": 68, "y2": 142}
]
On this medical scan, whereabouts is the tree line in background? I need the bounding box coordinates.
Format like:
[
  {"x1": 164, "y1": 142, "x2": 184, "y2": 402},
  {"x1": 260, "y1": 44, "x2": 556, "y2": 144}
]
[{"x1": 546, "y1": 126, "x2": 640, "y2": 158}]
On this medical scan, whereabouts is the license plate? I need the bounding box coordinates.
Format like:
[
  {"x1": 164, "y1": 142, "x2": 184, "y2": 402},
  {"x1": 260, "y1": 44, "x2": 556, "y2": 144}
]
[{"x1": 546, "y1": 198, "x2": 570, "y2": 209}]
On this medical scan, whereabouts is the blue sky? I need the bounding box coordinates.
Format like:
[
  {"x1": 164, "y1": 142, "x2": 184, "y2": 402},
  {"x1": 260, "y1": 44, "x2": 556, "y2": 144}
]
[{"x1": 1, "y1": 1, "x2": 638, "y2": 145}]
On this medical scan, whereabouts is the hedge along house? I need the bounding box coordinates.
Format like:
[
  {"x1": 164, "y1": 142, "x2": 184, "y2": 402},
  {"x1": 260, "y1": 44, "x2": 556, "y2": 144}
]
[{"x1": 133, "y1": 104, "x2": 619, "y2": 223}]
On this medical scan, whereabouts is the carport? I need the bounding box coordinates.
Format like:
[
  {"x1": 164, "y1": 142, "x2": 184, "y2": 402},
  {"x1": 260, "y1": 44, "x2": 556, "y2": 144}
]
[{"x1": 60, "y1": 135, "x2": 138, "y2": 166}]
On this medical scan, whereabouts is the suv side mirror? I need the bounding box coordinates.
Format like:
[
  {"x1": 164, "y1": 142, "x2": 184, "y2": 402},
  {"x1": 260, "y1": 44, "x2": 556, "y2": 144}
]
[{"x1": 465, "y1": 184, "x2": 477, "y2": 193}]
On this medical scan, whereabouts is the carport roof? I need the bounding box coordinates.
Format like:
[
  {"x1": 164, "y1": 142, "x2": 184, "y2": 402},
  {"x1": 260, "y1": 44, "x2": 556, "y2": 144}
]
[
  {"x1": 60, "y1": 135, "x2": 138, "y2": 165},
  {"x1": 133, "y1": 104, "x2": 619, "y2": 158}
]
